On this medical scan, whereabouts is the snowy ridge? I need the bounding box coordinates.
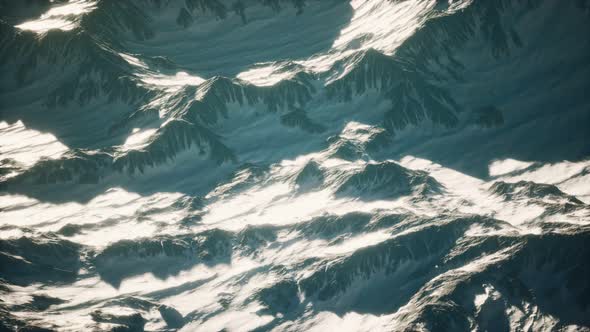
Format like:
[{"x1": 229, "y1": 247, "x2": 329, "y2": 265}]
[{"x1": 1, "y1": 0, "x2": 590, "y2": 331}]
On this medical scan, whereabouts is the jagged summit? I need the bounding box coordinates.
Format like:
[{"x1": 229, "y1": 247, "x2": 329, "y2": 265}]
[
  {"x1": 294, "y1": 159, "x2": 324, "y2": 191},
  {"x1": 490, "y1": 180, "x2": 585, "y2": 205},
  {"x1": 490, "y1": 180, "x2": 588, "y2": 218},
  {"x1": 335, "y1": 161, "x2": 443, "y2": 200}
]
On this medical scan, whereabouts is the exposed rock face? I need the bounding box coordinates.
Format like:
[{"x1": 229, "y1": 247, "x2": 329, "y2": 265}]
[{"x1": 335, "y1": 161, "x2": 443, "y2": 200}]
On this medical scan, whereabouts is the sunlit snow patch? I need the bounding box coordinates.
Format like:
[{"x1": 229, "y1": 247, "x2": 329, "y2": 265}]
[
  {"x1": 119, "y1": 53, "x2": 149, "y2": 69},
  {"x1": 0, "y1": 121, "x2": 68, "y2": 166},
  {"x1": 237, "y1": 62, "x2": 302, "y2": 87},
  {"x1": 15, "y1": 0, "x2": 96, "y2": 33},
  {"x1": 121, "y1": 128, "x2": 158, "y2": 150},
  {"x1": 488, "y1": 158, "x2": 534, "y2": 177},
  {"x1": 297, "y1": 0, "x2": 432, "y2": 74},
  {"x1": 140, "y1": 72, "x2": 206, "y2": 91}
]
